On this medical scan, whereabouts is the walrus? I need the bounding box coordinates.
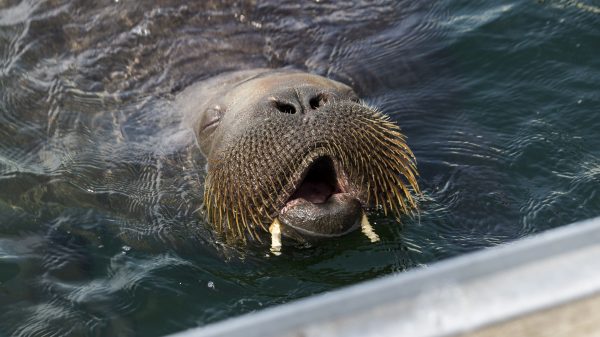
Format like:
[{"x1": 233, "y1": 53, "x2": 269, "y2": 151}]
[{"x1": 178, "y1": 68, "x2": 420, "y2": 249}]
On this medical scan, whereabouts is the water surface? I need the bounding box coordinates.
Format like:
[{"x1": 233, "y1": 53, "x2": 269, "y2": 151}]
[{"x1": 0, "y1": 1, "x2": 599, "y2": 336}]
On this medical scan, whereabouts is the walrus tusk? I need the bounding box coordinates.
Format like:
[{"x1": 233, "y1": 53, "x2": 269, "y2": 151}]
[
  {"x1": 269, "y1": 218, "x2": 282, "y2": 255},
  {"x1": 361, "y1": 212, "x2": 380, "y2": 243}
]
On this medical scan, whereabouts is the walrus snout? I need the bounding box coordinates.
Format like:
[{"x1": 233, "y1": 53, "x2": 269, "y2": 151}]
[{"x1": 180, "y1": 69, "x2": 420, "y2": 244}]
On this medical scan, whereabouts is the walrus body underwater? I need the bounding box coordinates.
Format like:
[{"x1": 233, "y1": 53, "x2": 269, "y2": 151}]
[{"x1": 178, "y1": 68, "x2": 420, "y2": 250}]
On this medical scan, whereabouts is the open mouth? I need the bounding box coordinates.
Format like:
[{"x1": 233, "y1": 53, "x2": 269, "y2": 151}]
[
  {"x1": 268, "y1": 154, "x2": 381, "y2": 254},
  {"x1": 277, "y1": 156, "x2": 363, "y2": 241},
  {"x1": 284, "y1": 156, "x2": 343, "y2": 208}
]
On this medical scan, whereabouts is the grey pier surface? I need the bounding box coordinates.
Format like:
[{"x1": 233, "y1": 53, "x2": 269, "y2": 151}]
[{"x1": 168, "y1": 216, "x2": 600, "y2": 337}]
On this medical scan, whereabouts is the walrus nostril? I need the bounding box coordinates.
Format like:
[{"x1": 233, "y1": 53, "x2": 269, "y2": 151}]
[
  {"x1": 273, "y1": 101, "x2": 296, "y2": 114},
  {"x1": 309, "y1": 93, "x2": 328, "y2": 110}
]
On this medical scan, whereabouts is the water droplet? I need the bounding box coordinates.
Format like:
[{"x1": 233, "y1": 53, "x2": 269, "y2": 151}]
[
  {"x1": 122, "y1": 245, "x2": 131, "y2": 252},
  {"x1": 207, "y1": 281, "x2": 215, "y2": 289},
  {"x1": 577, "y1": 99, "x2": 583, "y2": 104}
]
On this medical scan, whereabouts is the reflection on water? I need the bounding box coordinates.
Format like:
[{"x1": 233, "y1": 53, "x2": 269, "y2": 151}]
[{"x1": 0, "y1": 0, "x2": 599, "y2": 336}]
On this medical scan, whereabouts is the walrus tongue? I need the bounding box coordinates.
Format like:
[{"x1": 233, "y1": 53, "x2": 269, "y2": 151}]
[{"x1": 289, "y1": 180, "x2": 334, "y2": 204}]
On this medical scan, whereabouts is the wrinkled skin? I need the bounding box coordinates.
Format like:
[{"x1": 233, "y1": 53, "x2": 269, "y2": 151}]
[{"x1": 178, "y1": 68, "x2": 419, "y2": 243}]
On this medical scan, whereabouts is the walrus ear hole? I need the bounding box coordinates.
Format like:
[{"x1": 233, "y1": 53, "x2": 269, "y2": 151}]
[{"x1": 274, "y1": 102, "x2": 296, "y2": 114}]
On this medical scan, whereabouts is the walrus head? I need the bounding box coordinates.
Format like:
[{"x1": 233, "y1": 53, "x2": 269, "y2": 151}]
[{"x1": 181, "y1": 69, "x2": 419, "y2": 245}]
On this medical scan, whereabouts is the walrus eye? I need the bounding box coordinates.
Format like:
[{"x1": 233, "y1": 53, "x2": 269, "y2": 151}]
[{"x1": 201, "y1": 106, "x2": 223, "y2": 132}]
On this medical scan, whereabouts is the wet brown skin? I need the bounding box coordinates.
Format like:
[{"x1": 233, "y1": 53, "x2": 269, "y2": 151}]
[{"x1": 178, "y1": 69, "x2": 419, "y2": 244}]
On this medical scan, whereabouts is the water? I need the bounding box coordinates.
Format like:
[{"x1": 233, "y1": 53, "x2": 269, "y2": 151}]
[{"x1": 0, "y1": 0, "x2": 599, "y2": 336}]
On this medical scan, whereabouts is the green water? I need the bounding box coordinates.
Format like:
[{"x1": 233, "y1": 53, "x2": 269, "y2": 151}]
[{"x1": 0, "y1": 1, "x2": 599, "y2": 336}]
